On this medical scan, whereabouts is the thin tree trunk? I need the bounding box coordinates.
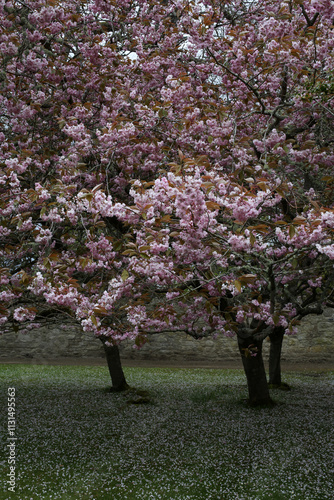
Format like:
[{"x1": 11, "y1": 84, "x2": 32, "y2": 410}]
[
  {"x1": 269, "y1": 326, "x2": 284, "y2": 386},
  {"x1": 238, "y1": 337, "x2": 273, "y2": 406},
  {"x1": 102, "y1": 342, "x2": 129, "y2": 392},
  {"x1": 268, "y1": 327, "x2": 290, "y2": 390}
]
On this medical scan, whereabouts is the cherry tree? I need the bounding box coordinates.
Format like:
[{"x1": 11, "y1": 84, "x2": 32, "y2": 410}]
[{"x1": 1, "y1": 0, "x2": 334, "y2": 403}]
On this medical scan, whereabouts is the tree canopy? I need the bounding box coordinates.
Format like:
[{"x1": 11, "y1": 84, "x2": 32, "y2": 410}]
[{"x1": 1, "y1": 0, "x2": 334, "y2": 402}]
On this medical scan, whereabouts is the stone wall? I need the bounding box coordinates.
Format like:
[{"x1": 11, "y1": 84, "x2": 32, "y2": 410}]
[{"x1": 0, "y1": 309, "x2": 333, "y2": 363}]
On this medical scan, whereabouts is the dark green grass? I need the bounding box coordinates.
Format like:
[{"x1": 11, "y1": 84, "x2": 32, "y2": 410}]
[{"x1": 0, "y1": 364, "x2": 333, "y2": 500}]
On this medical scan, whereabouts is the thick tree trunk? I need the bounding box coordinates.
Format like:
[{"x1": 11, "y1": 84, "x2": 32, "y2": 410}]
[
  {"x1": 268, "y1": 326, "x2": 284, "y2": 386},
  {"x1": 102, "y1": 342, "x2": 129, "y2": 392},
  {"x1": 238, "y1": 337, "x2": 273, "y2": 406}
]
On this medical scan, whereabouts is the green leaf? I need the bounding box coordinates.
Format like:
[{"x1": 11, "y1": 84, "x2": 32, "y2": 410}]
[
  {"x1": 289, "y1": 225, "x2": 296, "y2": 238},
  {"x1": 93, "y1": 306, "x2": 108, "y2": 316},
  {"x1": 273, "y1": 314, "x2": 280, "y2": 326},
  {"x1": 90, "y1": 314, "x2": 98, "y2": 327},
  {"x1": 250, "y1": 233, "x2": 256, "y2": 246},
  {"x1": 122, "y1": 249, "x2": 136, "y2": 256},
  {"x1": 158, "y1": 108, "x2": 168, "y2": 118},
  {"x1": 121, "y1": 269, "x2": 129, "y2": 281}
]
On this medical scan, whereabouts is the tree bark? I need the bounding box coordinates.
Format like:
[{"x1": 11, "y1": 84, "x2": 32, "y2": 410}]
[
  {"x1": 102, "y1": 342, "x2": 129, "y2": 392},
  {"x1": 268, "y1": 327, "x2": 290, "y2": 390},
  {"x1": 268, "y1": 326, "x2": 285, "y2": 386},
  {"x1": 238, "y1": 337, "x2": 273, "y2": 406}
]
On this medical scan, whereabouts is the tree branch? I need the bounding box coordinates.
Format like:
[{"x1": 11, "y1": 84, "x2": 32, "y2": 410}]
[{"x1": 301, "y1": 5, "x2": 319, "y2": 27}]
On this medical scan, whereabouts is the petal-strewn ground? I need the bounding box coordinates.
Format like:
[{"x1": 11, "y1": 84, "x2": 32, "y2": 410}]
[{"x1": 0, "y1": 364, "x2": 333, "y2": 499}]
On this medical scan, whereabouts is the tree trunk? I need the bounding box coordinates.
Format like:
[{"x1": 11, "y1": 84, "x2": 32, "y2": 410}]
[
  {"x1": 268, "y1": 327, "x2": 290, "y2": 390},
  {"x1": 102, "y1": 342, "x2": 129, "y2": 392},
  {"x1": 238, "y1": 337, "x2": 273, "y2": 406},
  {"x1": 269, "y1": 327, "x2": 284, "y2": 386}
]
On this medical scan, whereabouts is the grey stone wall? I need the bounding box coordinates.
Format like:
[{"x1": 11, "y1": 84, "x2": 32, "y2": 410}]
[{"x1": 0, "y1": 309, "x2": 333, "y2": 363}]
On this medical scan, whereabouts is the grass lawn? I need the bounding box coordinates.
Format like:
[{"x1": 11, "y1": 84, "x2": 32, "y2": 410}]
[{"x1": 0, "y1": 364, "x2": 333, "y2": 500}]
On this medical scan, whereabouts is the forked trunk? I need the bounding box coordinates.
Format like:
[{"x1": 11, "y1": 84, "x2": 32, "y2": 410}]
[
  {"x1": 238, "y1": 337, "x2": 273, "y2": 406},
  {"x1": 269, "y1": 327, "x2": 285, "y2": 386},
  {"x1": 102, "y1": 342, "x2": 129, "y2": 392}
]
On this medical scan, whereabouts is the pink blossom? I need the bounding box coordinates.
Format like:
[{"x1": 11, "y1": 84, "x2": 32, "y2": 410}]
[{"x1": 13, "y1": 307, "x2": 36, "y2": 322}]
